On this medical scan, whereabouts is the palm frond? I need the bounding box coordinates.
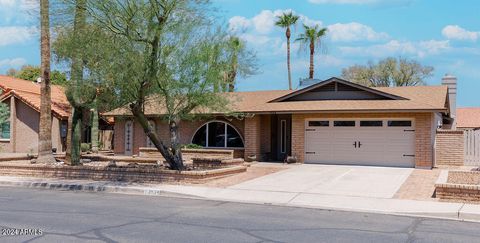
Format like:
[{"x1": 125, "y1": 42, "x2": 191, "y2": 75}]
[{"x1": 275, "y1": 11, "x2": 300, "y2": 28}]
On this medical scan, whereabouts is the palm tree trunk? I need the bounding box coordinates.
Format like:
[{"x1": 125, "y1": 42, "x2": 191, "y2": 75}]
[
  {"x1": 309, "y1": 40, "x2": 315, "y2": 79},
  {"x1": 227, "y1": 70, "x2": 237, "y2": 92},
  {"x1": 38, "y1": 0, "x2": 55, "y2": 163},
  {"x1": 286, "y1": 27, "x2": 292, "y2": 90}
]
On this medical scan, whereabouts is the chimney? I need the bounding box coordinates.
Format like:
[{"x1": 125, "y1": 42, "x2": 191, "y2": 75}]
[{"x1": 442, "y1": 74, "x2": 457, "y2": 129}]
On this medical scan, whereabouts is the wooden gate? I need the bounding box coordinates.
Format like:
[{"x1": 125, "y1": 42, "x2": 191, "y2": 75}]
[{"x1": 465, "y1": 129, "x2": 480, "y2": 165}]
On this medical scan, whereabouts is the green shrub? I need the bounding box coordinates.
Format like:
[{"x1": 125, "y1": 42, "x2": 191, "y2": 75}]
[
  {"x1": 182, "y1": 143, "x2": 204, "y2": 149},
  {"x1": 81, "y1": 143, "x2": 91, "y2": 152}
]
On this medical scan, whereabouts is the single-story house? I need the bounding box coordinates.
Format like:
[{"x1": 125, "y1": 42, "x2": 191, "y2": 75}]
[
  {"x1": 0, "y1": 75, "x2": 115, "y2": 153},
  {"x1": 456, "y1": 107, "x2": 480, "y2": 130},
  {"x1": 0, "y1": 75, "x2": 70, "y2": 153},
  {"x1": 105, "y1": 75, "x2": 459, "y2": 169}
]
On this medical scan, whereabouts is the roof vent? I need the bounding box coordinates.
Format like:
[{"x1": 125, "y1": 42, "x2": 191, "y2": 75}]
[{"x1": 299, "y1": 78, "x2": 322, "y2": 89}]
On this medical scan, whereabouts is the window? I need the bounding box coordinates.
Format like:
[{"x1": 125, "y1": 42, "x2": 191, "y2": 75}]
[
  {"x1": 334, "y1": 121, "x2": 355, "y2": 127},
  {"x1": 191, "y1": 125, "x2": 207, "y2": 146},
  {"x1": 388, "y1": 120, "x2": 412, "y2": 127},
  {"x1": 192, "y1": 121, "x2": 244, "y2": 148},
  {"x1": 360, "y1": 120, "x2": 383, "y2": 127},
  {"x1": 309, "y1": 121, "x2": 329, "y2": 127},
  {"x1": 0, "y1": 103, "x2": 10, "y2": 140},
  {"x1": 124, "y1": 121, "x2": 133, "y2": 154},
  {"x1": 0, "y1": 122, "x2": 10, "y2": 139},
  {"x1": 208, "y1": 122, "x2": 226, "y2": 147}
]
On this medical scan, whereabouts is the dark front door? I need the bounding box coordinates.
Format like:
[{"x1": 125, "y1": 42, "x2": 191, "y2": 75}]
[{"x1": 271, "y1": 114, "x2": 292, "y2": 161}]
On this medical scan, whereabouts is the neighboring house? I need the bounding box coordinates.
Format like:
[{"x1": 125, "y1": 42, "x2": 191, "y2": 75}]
[
  {"x1": 0, "y1": 75, "x2": 70, "y2": 153},
  {"x1": 104, "y1": 76, "x2": 457, "y2": 169},
  {"x1": 456, "y1": 108, "x2": 480, "y2": 130}
]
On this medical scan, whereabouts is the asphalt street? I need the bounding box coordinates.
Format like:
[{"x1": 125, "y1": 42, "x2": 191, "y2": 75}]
[{"x1": 0, "y1": 187, "x2": 479, "y2": 243}]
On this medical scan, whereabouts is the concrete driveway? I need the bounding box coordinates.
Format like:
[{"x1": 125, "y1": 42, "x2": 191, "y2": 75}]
[{"x1": 229, "y1": 164, "x2": 413, "y2": 199}]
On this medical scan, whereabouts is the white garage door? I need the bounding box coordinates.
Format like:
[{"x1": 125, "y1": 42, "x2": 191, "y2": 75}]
[{"x1": 305, "y1": 119, "x2": 415, "y2": 167}]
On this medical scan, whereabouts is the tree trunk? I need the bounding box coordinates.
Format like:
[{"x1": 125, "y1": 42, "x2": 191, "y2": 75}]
[
  {"x1": 169, "y1": 119, "x2": 185, "y2": 170},
  {"x1": 72, "y1": 108, "x2": 82, "y2": 163},
  {"x1": 64, "y1": 112, "x2": 73, "y2": 164},
  {"x1": 66, "y1": 0, "x2": 87, "y2": 164},
  {"x1": 286, "y1": 27, "x2": 292, "y2": 90},
  {"x1": 309, "y1": 40, "x2": 315, "y2": 79},
  {"x1": 91, "y1": 102, "x2": 99, "y2": 153},
  {"x1": 130, "y1": 103, "x2": 184, "y2": 170},
  {"x1": 38, "y1": 0, "x2": 55, "y2": 163}
]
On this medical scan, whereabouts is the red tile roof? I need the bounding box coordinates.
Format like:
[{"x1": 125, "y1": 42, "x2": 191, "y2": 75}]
[
  {"x1": 0, "y1": 75, "x2": 71, "y2": 119},
  {"x1": 457, "y1": 107, "x2": 480, "y2": 128}
]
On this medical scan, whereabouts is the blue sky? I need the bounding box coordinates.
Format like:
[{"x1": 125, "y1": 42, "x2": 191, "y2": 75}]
[{"x1": 1, "y1": 0, "x2": 479, "y2": 106}]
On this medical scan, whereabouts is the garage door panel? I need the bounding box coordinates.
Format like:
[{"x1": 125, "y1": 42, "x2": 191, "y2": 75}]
[{"x1": 305, "y1": 120, "x2": 415, "y2": 167}]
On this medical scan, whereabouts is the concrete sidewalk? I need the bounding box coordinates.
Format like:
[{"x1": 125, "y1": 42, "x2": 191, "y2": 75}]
[{"x1": 1, "y1": 175, "x2": 480, "y2": 222}]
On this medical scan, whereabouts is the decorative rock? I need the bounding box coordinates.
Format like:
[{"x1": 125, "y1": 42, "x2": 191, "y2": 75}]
[
  {"x1": 126, "y1": 163, "x2": 139, "y2": 168},
  {"x1": 286, "y1": 156, "x2": 297, "y2": 164},
  {"x1": 80, "y1": 159, "x2": 92, "y2": 163},
  {"x1": 107, "y1": 161, "x2": 117, "y2": 168},
  {"x1": 246, "y1": 155, "x2": 256, "y2": 162}
]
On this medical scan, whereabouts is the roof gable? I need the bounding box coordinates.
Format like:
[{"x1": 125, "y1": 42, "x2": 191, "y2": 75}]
[
  {"x1": 0, "y1": 75, "x2": 71, "y2": 119},
  {"x1": 270, "y1": 77, "x2": 407, "y2": 102}
]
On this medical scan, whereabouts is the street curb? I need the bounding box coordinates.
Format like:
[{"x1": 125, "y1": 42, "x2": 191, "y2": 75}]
[
  {"x1": 0, "y1": 180, "x2": 202, "y2": 200},
  {"x1": 0, "y1": 178, "x2": 479, "y2": 223}
]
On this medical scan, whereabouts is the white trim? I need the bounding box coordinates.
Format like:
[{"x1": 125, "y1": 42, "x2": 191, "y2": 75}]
[{"x1": 191, "y1": 120, "x2": 245, "y2": 148}]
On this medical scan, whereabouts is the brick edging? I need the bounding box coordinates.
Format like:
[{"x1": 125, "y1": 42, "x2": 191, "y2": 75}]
[
  {"x1": 0, "y1": 164, "x2": 247, "y2": 183},
  {"x1": 436, "y1": 129, "x2": 464, "y2": 134}
]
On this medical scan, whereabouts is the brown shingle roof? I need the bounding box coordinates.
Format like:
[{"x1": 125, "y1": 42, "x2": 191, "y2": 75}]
[
  {"x1": 457, "y1": 107, "x2": 480, "y2": 128},
  {"x1": 0, "y1": 75, "x2": 71, "y2": 119},
  {"x1": 104, "y1": 78, "x2": 448, "y2": 116}
]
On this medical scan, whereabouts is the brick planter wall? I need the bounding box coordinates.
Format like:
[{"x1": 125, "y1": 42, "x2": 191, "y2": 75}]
[
  {"x1": 192, "y1": 158, "x2": 245, "y2": 169},
  {"x1": 0, "y1": 164, "x2": 247, "y2": 183},
  {"x1": 435, "y1": 129, "x2": 464, "y2": 166},
  {"x1": 139, "y1": 148, "x2": 235, "y2": 160},
  {"x1": 435, "y1": 170, "x2": 480, "y2": 203}
]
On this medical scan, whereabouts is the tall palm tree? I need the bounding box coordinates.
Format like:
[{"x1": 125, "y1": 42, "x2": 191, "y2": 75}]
[
  {"x1": 38, "y1": 0, "x2": 55, "y2": 163},
  {"x1": 225, "y1": 36, "x2": 244, "y2": 92},
  {"x1": 295, "y1": 24, "x2": 327, "y2": 79},
  {"x1": 275, "y1": 12, "x2": 299, "y2": 90}
]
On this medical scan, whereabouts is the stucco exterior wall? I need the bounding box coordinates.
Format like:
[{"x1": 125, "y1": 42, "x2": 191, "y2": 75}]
[
  {"x1": 290, "y1": 112, "x2": 434, "y2": 168},
  {"x1": 0, "y1": 97, "x2": 64, "y2": 153}
]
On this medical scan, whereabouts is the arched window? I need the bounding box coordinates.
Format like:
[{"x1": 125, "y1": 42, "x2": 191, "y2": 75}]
[{"x1": 192, "y1": 121, "x2": 244, "y2": 148}]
